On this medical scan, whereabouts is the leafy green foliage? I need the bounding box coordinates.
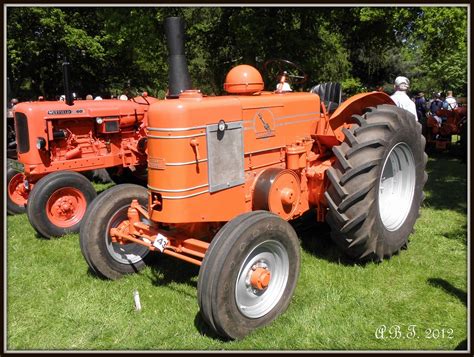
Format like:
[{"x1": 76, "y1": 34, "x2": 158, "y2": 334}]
[
  {"x1": 341, "y1": 77, "x2": 365, "y2": 96},
  {"x1": 7, "y1": 6, "x2": 467, "y2": 100},
  {"x1": 410, "y1": 7, "x2": 468, "y2": 96}
]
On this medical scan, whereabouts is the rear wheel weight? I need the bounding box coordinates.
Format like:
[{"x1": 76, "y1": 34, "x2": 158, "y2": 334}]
[
  {"x1": 26, "y1": 171, "x2": 97, "y2": 238},
  {"x1": 198, "y1": 211, "x2": 300, "y2": 340},
  {"x1": 325, "y1": 105, "x2": 427, "y2": 261},
  {"x1": 79, "y1": 184, "x2": 151, "y2": 280}
]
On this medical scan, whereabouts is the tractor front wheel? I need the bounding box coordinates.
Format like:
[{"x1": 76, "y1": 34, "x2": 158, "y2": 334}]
[
  {"x1": 79, "y1": 184, "x2": 151, "y2": 280},
  {"x1": 7, "y1": 167, "x2": 29, "y2": 215},
  {"x1": 325, "y1": 105, "x2": 427, "y2": 261},
  {"x1": 198, "y1": 211, "x2": 300, "y2": 340},
  {"x1": 26, "y1": 171, "x2": 97, "y2": 238}
]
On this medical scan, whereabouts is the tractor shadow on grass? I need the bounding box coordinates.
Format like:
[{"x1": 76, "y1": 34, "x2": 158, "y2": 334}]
[
  {"x1": 146, "y1": 258, "x2": 235, "y2": 340},
  {"x1": 82, "y1": 255, "x2": 200, "y2": 295},
  {"x1": 440, "y1": 223, "x2": 467, "y2": 246},
  {"x1": 193, "y1": 314, "x2": 230, "y2": 341},
  {"x1": 33, "y1": 231, "x2": 80, "y2": 241},
  {"x1": 33, "y1": 232, "x2": 51, "y2": 240},
  {"x1": 148, "y1": 254, "x2": 200, "y2": 292},
  {"x1": 291, "y1": 210, "x2": 372, "y2": 267},
  {"x1": 423, "y1": 151, "x2": 467, "y2": 214},
  {"x1": 427, "y1": 278, "x2": 467, "y2": 351},
  {"x1": 86, "y1": 267, "x2": 98, "y2": 278},
  {"x1": 427, "y1": 278, "x2": 467, "y2": 306}
]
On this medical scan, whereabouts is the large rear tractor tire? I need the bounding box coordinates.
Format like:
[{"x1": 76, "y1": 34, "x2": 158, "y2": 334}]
[
  {"x1": 7, "y1": 167, "x2": 29, "y2": 215},
  {"x1": 26, "y1": 171, "x2": 97, "y2": 238},
  {"x1": 325, "y1": 105, "x2": 427, "y2": 261},
  {"x1": 80, "y1": 184, "x2": 151, "y2": 280},
  {"x1": 198, "y1": 211, "x2": 300, "y2": 340}
]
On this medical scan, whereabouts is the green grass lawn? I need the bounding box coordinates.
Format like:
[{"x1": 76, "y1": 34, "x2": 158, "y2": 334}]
[{"x1": 5, "y1": 153, "x2": 468, "y2": 351}]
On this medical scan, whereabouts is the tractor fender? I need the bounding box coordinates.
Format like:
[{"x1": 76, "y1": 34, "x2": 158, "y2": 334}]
[{"x1": 328, "y1": 91, "x2": 394, "y2": 142}]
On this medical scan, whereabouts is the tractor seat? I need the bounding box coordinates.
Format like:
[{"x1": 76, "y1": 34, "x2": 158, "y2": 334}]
[{"x1": 310, "y1": 82, "x2": 342, "y2": 113}]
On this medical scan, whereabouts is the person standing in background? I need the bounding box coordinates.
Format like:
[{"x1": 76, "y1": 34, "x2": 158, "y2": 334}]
[
  {"x1": 444, "y1": 90, "x2": 458, "y2": 110},
  {"x1": 415, "y1": 92, "x2": 427, "y2": 122},
  {"x1": 430, "y1": 93, "x2": 445, "y2": 125},
  {"x1": 390, "y1": 76, "x2": 417, "y2": 120}
]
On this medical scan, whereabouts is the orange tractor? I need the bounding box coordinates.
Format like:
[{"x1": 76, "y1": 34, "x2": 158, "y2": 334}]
[
  {"x1": 425, "y1": 104, "x2": 467, "y2": 152},
  {"x1": 8, "y1": 62, "x2": 158, "y2": 238},
  {"x1": 80, "y1": 17, "x2": 427, "y2": 339}
]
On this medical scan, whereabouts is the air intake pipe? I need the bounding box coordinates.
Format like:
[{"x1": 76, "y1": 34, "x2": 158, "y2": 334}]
[
  {"x1": 62, "y1": 59, "x2": 74, "y2": 106},
  {"x1": 164, "y1": 17, "x2": 192, "y2": 98}
]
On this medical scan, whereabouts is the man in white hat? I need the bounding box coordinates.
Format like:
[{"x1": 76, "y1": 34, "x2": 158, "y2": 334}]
[
  {"x1": 390, "y1": 76, "x2": 417, "y2": 120},
  {"x1": 444, "y1": 90, "x2": 458, "y2": 110}
]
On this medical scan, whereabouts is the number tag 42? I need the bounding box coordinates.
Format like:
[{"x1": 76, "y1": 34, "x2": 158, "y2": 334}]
[{"x1": 153, "y1": 234, "x2": 169, "y2": 252}]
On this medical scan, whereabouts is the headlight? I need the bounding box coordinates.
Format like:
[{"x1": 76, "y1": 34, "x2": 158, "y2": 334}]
[
  {"x1": 96, "y1": 117, "x2": 104, "y2": 124},
  {"x1": 36, "y1": 137, "x2": 47, "y2": 150}
]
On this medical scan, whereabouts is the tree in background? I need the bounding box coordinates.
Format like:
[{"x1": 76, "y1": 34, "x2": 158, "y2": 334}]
[
  {"x1": 6, "y1": 6, "x2": 468, "y2": 101},
  {"x1": 408, "y1": 7, "x2": 468, "y2": 97},
  {"x1": 7, "y1": 7, "x2": 106, "y2": 99}
]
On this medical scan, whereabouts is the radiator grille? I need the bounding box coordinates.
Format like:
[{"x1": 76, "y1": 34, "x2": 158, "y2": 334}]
[
  {"x1": 206, "y1": 121, "x2": 245, "y2": 193},
  {"x1": 14, "y1": 112, "x2": 30, "y2": 153}
]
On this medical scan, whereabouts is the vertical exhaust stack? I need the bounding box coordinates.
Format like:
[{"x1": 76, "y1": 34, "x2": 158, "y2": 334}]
[
  {"x1": 62, "y1": 59, "x2": 74, "y2": 106},
  {"x1": 164, "y1": 17, "x2": 192, "y2": 98}
]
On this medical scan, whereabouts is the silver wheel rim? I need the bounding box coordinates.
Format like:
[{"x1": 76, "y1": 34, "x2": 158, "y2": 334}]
[
  {"x1": 235, "y1": 239, "x2": 289, "y2": 319},
  {"x1": 378, "y1": 142, "x2": 416, "y2": 231},
  {"x1": 106, "y1": 204, "x2": 150, "y2": 264}
]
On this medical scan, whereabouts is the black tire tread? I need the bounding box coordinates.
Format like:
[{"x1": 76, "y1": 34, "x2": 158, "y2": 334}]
[
  {"x1": 346, "y1": 139, "x2": 386, "y2": 158},
  {"x1": 79, "y1": 184, "x2": 150, "y2": 280},
  {"x1": 198, "y1": 211, "x2": 300, "y2": 340},
  {"x1": 26, "y1": 171, "x2": 97, "y2": 238},
  {"x1": 340, "y1": 160, "x2": 379, "y2": 185},
  {"x1": 325, "y1": 105, "x2": 427, "y2": 260},
  {"x1": 198, "y1": 211, "x2": 270, "y2": 335}
]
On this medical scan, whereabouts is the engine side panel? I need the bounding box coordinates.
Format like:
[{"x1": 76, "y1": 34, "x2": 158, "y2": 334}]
[{"x1": 147, "y1": 91, "x2": 321, "y2": 224}]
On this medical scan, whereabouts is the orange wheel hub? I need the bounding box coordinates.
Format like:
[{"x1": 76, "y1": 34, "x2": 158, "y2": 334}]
[
  {"x1": 46, "y1": 187, "x2": 87, "y2": 227},
  {"x1": 8, "y1": 172, "x2": 30, "y2": 206},
  {"x1": 250, "y1": 267, "x2": 271, "y2": 290},
  {"x1": 280, "y1": 187, "x2": 296, "y2": 205}
]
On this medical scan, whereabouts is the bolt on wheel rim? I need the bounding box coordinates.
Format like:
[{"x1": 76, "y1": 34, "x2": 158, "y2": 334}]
[
  {"x1": 106, "y1": 204, "x2": 150, "y2": 264},
  {"x1": 235, "y1": 239, "x2": 289, "y2": 319},
  {"x1": 378, "y1": 142, "x2": 416, "y2": 231},
  {"x1": 46, "y1": 187, "x2": 87, "y2": 227}
]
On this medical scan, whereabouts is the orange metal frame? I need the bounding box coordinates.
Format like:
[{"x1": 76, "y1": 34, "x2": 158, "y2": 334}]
[
  {"x1": 12, "y1": 96, "x2": 158, "y2": 183},
  {"x1": 110, "y1": 86, "x2": 394, "y2": 266},
  {"x1": 426, "y1": 106, "x2": 467, "y2": 148}
]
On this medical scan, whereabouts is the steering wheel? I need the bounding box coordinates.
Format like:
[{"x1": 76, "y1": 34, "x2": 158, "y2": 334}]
[{"x1": 263, "y1": 59, "x2": 308, "y2": 85}]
